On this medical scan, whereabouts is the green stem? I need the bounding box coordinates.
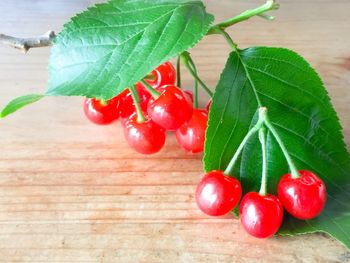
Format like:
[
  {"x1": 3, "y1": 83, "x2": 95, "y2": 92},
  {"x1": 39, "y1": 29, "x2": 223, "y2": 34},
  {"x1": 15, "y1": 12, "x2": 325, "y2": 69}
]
[
  {"x1": 207, "y1": 0, "x2": 279, "y2": 33},
  {"x1": 224, "y1": 107, "x2": 267, "y2": 176},
  {"x1": 264, "y1": 116, "x2": 300, "y2": 179},
  {"x1": 258, "y1": 126, "x2": 268, "y2": 196},
  {"x1": 186, "y1": 56, "x2": 199, "y2": 108},
  {"x1": 176, "y1": 56, "x2": 182, "y2": 88},
  {"x1": 129, "y1": 85, "x2": 146, "y2": 123},
  {"x1": 140, "y1": 79, "x2": 160, "y2": 99},
  {"x1": 213, "y1": 28, "x2": 238, "y2": 51},
  {"x1": 181, "y1": 52, "x2": 213, "y2": 97}
]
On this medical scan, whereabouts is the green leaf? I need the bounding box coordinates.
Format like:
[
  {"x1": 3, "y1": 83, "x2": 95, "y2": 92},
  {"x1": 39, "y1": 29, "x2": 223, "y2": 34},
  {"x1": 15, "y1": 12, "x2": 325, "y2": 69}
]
[
  {"x1": 204, "y1": 47, "x2": 350, "y2": 249},
  {"x1": 0, "y1": 94, "x2": 44, "y2": 118},
  {"x1": 47, "y1": 0, "x2": 214, "y2": 100}
]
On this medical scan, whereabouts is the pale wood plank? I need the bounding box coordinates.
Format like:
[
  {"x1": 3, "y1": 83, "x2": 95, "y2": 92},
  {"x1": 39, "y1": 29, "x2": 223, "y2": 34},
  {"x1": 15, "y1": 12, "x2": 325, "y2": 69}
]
[{"x1": 0, "y1": 0, "x2": 349, "y2": 262}]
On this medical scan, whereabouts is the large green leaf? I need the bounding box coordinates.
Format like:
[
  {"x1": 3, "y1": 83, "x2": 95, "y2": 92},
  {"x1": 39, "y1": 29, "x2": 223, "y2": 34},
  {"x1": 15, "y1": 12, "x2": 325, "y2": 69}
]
[
  {"x1": 204, "y1": 47, "x2": 350, "y2": 249},
  {"x1": 47, "y1": 0, "x2": 214, "y2": 100}
]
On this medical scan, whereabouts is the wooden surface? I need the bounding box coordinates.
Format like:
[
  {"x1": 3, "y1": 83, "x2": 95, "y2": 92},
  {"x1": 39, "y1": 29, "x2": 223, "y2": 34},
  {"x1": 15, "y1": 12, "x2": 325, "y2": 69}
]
[{"x1": 0, "y1": 0, "x2": 350, "y2": 262}]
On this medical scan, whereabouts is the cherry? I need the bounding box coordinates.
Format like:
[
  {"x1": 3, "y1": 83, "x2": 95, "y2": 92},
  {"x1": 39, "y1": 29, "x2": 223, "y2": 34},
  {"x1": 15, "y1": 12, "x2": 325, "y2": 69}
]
[
  {"x1": 239, "y1": 192, "x2": 283, "y2": 238},
  {"x1": 277, "y1": 170, "x2": 326, "y2": 220},
  {"x1": 195, "y1": 170, "x2": 242, "y2": 216},
  {"x1": 147, "y1": 85, "x2": 193, "y2": 131},
  {"x1": 146, "y1": 62, "x2": 176, "y2": 88},
  {"x1": 175, "y1": 109, "x2": 208, "y2": 153},
  {"x1": 84, "y1": 97, "x2": 120, "y2": 125},
  {"x1": 119, "y1": 84, "x2": 151, "y2": 120},
  {"x1": 206, "y1": 99, "x2": 212, "y2": 113},
  {"x1": 123, "y1": 114, "x2": 166, "y2": 155}
]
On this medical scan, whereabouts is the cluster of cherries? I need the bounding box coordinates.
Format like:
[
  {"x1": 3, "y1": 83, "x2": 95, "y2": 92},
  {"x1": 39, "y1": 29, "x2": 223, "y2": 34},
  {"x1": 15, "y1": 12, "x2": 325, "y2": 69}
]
[
  {"x1": 195, "y1": 108, "x2": 327, "y2": 239},
  {"x1": 83, "y1": 62, "x2": 211, "y2": 154}
]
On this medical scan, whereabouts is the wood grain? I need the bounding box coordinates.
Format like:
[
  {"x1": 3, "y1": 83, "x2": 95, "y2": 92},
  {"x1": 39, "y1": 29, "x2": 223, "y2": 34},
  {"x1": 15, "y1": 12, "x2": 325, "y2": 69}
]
[{"x1": 0, "y1": 0, "x2": 350, "y2": 262}]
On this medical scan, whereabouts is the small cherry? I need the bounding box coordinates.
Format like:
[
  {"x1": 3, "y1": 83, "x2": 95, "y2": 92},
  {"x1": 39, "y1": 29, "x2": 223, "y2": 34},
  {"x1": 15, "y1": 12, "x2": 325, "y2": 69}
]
[
  {"x1": 278, "y1": 170, "x2": 326, "y2": 220},
  {"x1": 123, "y1": 113, "x2": 166, "y2": 155},
  {"x1": 84, "y1": 97, "x2": 120, "y2": 125},
  {"x1": 239, "y1": 192, "x2": 284, "y2": 238},
  {"x1": 147, "y1": 85, "x2": 193, "y2": 131},
  {"x1": 175, "y1": 109, "x2": 208, "y2": 153},
  {"x1": 145, "y1": 62, "x2": 176, "y2": 88},
  {"x1": 195, "y1": 170, "x2": 242, "y2": 216}
]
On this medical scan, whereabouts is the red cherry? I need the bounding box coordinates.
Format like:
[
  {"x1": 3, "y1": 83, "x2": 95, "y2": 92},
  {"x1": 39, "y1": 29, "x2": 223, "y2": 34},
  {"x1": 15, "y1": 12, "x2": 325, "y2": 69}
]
[
  {"x1": 147, "y1": 85, "x2": 193, "y2": 131},
  {"x1": 123, "y1": 114, "x2": 166, "y2": 155},
  {"x1": 239, "y1": 192, "x2": 283, "y2": 238},
  {"x1": 119, "y1": 84, "x2": 151, "y2": 120},
  {"x1": 84, "y1": 97, "x2": 120, "y2": 125},
  {"x1": 146, "y1": 62, "x2": 176, "y2": 88},
  {"x1": 206, "y1": 99, "x2": 212, "y2": 113},
  {"x1": 195, "y1": 170, "x2": 242, "y2": 216},
  {"x1": 278, "y1": 170, "x2": 326, "y2": 220},
  {"x1": 175, "y1": 109, "x2": 208, "y2": 153}
]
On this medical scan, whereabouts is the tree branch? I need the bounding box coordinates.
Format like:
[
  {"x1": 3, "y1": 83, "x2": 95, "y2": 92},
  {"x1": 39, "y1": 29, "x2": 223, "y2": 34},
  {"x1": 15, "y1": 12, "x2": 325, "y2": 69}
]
[{"x1": 0, "y1": 31, "x2": 56, "y2": 53}]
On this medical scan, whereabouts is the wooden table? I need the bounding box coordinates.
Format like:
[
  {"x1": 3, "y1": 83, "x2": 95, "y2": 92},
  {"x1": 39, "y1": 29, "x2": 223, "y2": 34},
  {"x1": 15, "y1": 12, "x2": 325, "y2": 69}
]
[{"x1": 0, "y1": 0, "x2": 349, "y2": 262}]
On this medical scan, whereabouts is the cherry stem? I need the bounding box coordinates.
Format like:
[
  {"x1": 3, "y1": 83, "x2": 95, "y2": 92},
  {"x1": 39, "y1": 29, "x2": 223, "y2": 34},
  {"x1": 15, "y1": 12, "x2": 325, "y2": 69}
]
[
  {"x1": 224, "y1": 107, "x2": 267, "y2": 176},
  {"x1": 207, "y1": 0, "x2": 279, "y2": 34},
  {"x1": 264, "y1": 116, "x2": 300, "y2": 179},
  {"x1": 140, "y1": 79, "x2": 160, "y2": 99},
  {"x1": 186, "y1": 55, "x2": 199, "y2": 108},
  {"x1": 258, "y1": 126, "x2": 268, "y2": 196},
  {"x1": 176, "y1": 56, "x2": 182, "y2": 88},
  {"x1": 210, "y1": 28, "x2": 238, "y2": 51},
  {"x1": 129, "y1": 85, "x2": 146, "y2": 123},
  {"x1": 181, "y1": 52, "x2": 213, "y2": 97}
]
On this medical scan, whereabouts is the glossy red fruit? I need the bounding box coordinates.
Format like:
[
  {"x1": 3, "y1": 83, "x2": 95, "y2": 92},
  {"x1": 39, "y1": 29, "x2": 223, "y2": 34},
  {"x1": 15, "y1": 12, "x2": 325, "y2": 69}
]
[
  {"x1": 146, "y1": 62, "x2": 176, "y2": 88},
  {"x1": 239, "y1": 192, "x2": 283, "y2": 238},
  {"x1": 119, "y1": 84, "x2": 151, "y2": 120},
  {"x1": 175, "y1": 109, "x2": 208, "y2": 153},
  {"x1": 195, "y1": 170, "x2": 242, "y2": 216},
  {"x1": 84, "y1": 97, "x2": 120, "y2": 125},
  {"x1": 206, "y1": 99, "x2": 212, "y2": 112},
  {"x1": 147, "y1": 85, "x2": 193, "y2": 131},
  {"x1": 278, "y1": 170, "x2": 326, "y2": 220},
  {"x1": 123, "y1": 114, "x2": 166, "y2": 155}
]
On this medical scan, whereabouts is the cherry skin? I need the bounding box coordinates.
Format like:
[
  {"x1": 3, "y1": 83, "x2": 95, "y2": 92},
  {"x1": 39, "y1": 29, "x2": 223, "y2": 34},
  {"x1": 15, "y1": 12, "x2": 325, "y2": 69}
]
[
  {"x1": 195, "y1": 170, "x2": 242, "y2": 216},
  {"x1": 84, "y1": 97, "x2": 120, "y2": 125},
  {"x1": 278, "y1": 170, "x2": 326, "y2": 220},
  {"x1": 239, "y1": 192, "x2": 283, "y2": 239},
  {"x1": 119, "y1": 84, "x2": 151, "y2": 120},
  {"x1": 147, "y1": 85, "x2": 193, "y2": 131},
  {"x1": 146, "y1": 62, "x2": 176, "y2": 88},
  {"x1": 175, "y1": 109, "x2": 208, "y2": 153},
  {"x1": 123, "y1": 114, "x2": 166, "y2": 155}
]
